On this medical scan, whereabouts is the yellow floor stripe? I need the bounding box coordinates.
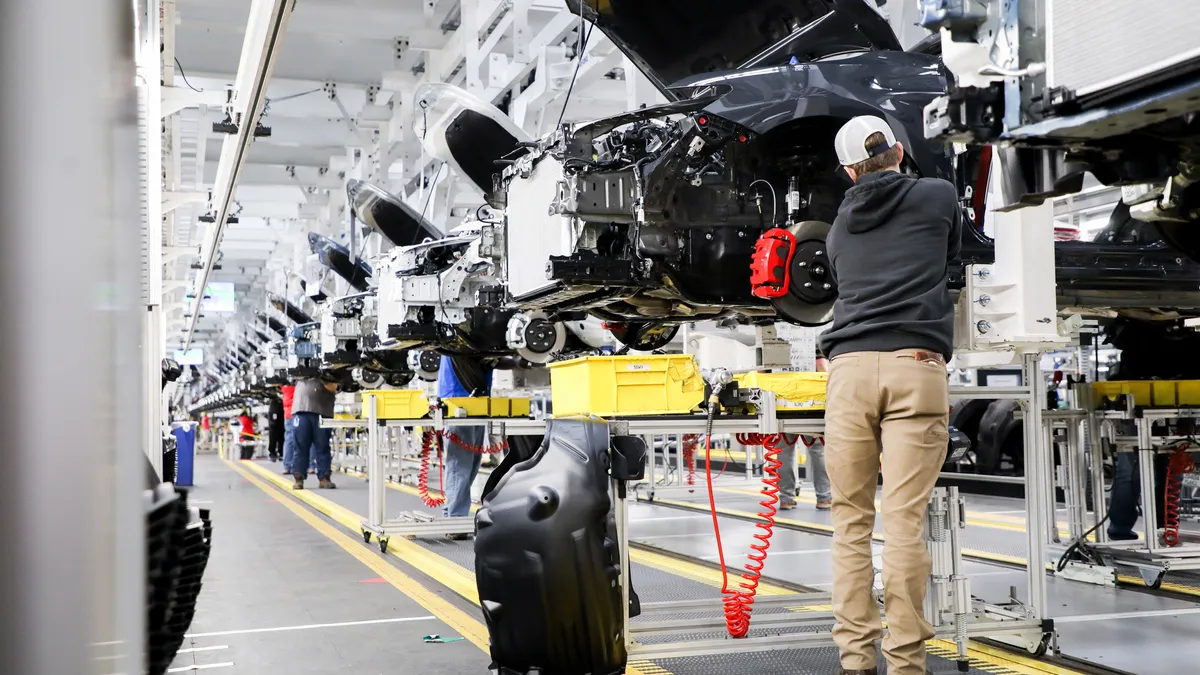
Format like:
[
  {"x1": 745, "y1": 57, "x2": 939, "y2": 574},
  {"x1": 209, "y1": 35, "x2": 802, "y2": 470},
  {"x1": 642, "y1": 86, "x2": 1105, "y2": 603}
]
[
  {"x1": 225, "y1": 459, "x2": 490, "y2": 650},
  {"x1": 333, "y1": 464, "x2": 798, "y2": 595},
  {"x1": 244, "y1": 461, "x2": 480, "y2": 601},
  {"x1": 239, "y1": 461, "x2": 661, "y2": 674},
  {"x1": 930, "y1": 640, "x2": 1086, "y2": 675},
  {"x1": 238, "y1": 460, "x2": 1095, "y2": 674}
]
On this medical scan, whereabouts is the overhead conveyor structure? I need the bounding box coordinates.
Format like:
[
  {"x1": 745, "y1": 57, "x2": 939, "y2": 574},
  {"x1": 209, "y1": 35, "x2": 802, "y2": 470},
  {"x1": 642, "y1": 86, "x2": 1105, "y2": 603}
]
[{"x1": 183, "y1": 0, "x2": 296, "y2": 349}]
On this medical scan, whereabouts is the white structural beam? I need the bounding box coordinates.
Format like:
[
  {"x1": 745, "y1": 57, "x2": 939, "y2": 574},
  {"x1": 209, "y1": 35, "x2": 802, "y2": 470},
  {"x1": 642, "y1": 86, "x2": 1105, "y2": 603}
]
[
  {"x1": 183, "y1": 0, "x2": 295, "y2": 349},
  {"x1": 163, "y1": 190, "x2": 208, "y2": 214},
  {"x1": 162, "y1": 85, "x2": 227, "y2": 117}
]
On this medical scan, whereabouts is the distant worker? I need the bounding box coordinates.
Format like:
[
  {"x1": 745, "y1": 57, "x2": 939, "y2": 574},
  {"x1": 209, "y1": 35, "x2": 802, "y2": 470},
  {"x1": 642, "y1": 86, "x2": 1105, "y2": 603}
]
[
  {"x1": 199, "y1": 414, "x2": 212, "y2": 452},
  {"x1": 820, "y1": 115, "x2": 960, "y2": 675},
  {"x1": 237, "y1": 409, "x2": 256, "y2": 460},
  {"x1": 780, "y1": 347, "x2": 831, "y2": 511},
  {"x1": 280, "y1": 382, "x2": 297, "y2": 475},
  {"x1": 290, "y1": 378, "x2": 338, "y2": 490},
  {"x1": 439, "y1": 355, "x2": 493, "y2": 533},
  {"x1": 267, "y1": 395, "x2": 285, "y2": 462}
]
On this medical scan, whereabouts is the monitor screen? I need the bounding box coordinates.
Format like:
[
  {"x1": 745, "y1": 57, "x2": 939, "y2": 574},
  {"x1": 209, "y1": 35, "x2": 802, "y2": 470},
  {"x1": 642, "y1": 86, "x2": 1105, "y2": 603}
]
[
  {"x1": 202, "y1": 282, "x2": 236, "y2": 313},
  {"x1": 174, "y1": 349, "x2": 204, "y2": 366}
]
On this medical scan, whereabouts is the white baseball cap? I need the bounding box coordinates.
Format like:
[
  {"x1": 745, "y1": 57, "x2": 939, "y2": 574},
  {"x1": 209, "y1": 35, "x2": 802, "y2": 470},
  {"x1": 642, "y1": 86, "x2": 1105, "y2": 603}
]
[{"x1": 834, "y1": 115, "x2": 898, "y2": 166}]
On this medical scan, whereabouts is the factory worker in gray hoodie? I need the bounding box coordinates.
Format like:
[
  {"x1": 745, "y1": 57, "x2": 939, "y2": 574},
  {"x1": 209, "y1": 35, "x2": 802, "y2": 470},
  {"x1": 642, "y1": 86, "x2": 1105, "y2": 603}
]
[{"x1": 818, "y1": 115, "x2": 961, "y2": 675}]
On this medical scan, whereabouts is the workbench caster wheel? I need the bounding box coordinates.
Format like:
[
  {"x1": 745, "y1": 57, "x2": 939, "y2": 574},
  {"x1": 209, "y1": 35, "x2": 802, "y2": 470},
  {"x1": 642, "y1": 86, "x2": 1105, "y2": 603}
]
[
  {"x1": 361, "y1": 530, "x2": 372, "y2": 544},
  {"x1": 378, "y1": 538, "x2": 390, "y2": 554},
  {"x1": 1147, "y1": 574, "x2": 1164, "y2": 590},
  {"x1": 956, "y1": 659, "x2": 970, "y2": 672},
  {"x1": 1026, "y1": 635, "x2": 1050, "y2": 657}
]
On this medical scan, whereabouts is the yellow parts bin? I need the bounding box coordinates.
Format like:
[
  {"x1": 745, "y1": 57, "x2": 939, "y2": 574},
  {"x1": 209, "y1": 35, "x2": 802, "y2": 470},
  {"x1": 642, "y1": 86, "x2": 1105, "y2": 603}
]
[
  {"x1": 360, "y1": 389, "x2": 430, "y2": 419},
  {"x1": 360, "y1": 390, "x2": 533, "y2": 419},
  {"x1": 550, "y1": 354, "x2": 705, "y2": 416},
  {"x1": 735, "y1": 371, "x2": 827, "y2": 411},
  {"x1": 444, "y1": 397, "x2": 532, "y2": 418},
  {"x1": 1092, "y1": 380, "x2": 1200, "y2": 408}
]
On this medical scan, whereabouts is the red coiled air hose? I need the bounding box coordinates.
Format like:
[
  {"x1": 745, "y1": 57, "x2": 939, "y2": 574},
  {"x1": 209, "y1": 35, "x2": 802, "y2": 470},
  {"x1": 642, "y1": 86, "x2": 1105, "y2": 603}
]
[
  {"x1": 1163, "y1": 443, "x2": 1195, "y2": 547},
  {"x1": 439, "y1": 430, "x2": 508, "y2": 455},
  {"x1": 682, "y1": 434, "x2": 698, "y2": 487},
  {"x1": 417, "y1": 429, "x2": 446, "y2": 508},
  {"x1": 704, "y1": 432, "x2": 784, "y2": 638}
]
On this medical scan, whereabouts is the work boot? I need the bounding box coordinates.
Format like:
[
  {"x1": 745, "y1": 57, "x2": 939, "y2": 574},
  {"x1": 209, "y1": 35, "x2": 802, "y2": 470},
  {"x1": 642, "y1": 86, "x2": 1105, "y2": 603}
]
[
  {"x1": 282, "y1": 469, "x2": 291, "y2": 476},
  {"x1": 318, "y1": 474, "x2": 337, "y2": 489},
  {"x1": 834, "y1": 668, "x2": 876, "y2": 675},
  {"x1": 780, "y1": 498, "x2": 797, "y2": 510},
  {"x1": 292, "y1": 474, "x2": 305, "y2": 490},
  {"x1": 816, "y1": 497, "x2": 832, "y2": 511}
]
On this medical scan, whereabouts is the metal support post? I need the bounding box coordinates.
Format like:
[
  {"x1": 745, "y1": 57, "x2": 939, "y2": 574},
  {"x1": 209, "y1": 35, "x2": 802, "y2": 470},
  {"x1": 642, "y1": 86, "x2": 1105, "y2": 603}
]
[
  {"x1": 1063, "y1": 419, "x2": 1087, "y2": 541},
  {"x1": 947, "y1": 486, "x2": 971, "y2": 664},
  {"x1": 645, "y1": 433, "x2": 656, "y2": 499},
  {"x1": 613, "y1": 474, "x2": 631, "y2": 652},
  {"x1": 1137, "y1": 417, "x2": 1158, "y2": 554},
  {"x1": 1042, "y1": 421, "x2": 1060, "y2": 544},
  {"x1": 1088, "y1": 412, "x2": 1109, "y2": 544},
  {"x1": 1021, "y1": 352, "x2": 1048, "y2": 619},
  {"x1": 367, "y1": 396, "x2": 385, "y2": 532}
]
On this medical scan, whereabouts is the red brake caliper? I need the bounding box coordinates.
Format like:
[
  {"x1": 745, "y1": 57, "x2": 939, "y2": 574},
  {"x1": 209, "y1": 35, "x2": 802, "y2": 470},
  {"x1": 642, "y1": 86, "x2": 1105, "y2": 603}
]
[{"x1": 749, "y1": 228, "x2": 798, "y2": 299}]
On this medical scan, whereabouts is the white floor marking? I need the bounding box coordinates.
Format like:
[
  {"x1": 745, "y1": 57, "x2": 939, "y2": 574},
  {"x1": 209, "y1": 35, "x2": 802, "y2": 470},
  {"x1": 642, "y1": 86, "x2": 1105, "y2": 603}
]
[
  {"x1": 185, "y1": 615, "x2": 436, "y2": 639},
  {"x1": 1054, "y1": 607, "x2": 1200, "y2": 623},
  {"x1": 634, "y1": 515, "x2": 711, "y2": 522},
  {"x1": 634, "y1": 532, "x2": 717, "y2": 540},
  {"x1": 176, "y1": 646, "x2": 229, "y2": 654},
  {"x1": 167, "y1": 664, "x2": 235, "y2": 673}
]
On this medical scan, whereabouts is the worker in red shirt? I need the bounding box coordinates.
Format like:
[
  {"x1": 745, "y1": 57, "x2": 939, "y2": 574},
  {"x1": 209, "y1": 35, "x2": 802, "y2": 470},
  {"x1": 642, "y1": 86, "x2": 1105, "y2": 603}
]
[
  {"x1": 237, "y1": 410, "x2": 256, "y2": 460},
  {"x1": 280, "y1": 383, "x2": 297, "y2": 475},
  {"x1": 199, "y1": 414, "x2": 212, "y2": 451}
]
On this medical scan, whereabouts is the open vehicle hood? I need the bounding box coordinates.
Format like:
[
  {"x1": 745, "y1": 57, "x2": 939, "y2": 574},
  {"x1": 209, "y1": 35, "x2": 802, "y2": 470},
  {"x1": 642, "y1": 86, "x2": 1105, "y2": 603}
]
[{"x1": 564, "y1": 0, "x2": 901, "y2": 95}]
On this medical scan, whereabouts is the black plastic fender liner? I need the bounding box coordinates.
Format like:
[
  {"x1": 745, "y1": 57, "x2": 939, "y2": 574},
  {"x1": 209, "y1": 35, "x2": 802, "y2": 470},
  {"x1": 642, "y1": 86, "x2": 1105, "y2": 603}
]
[{"x1": 474, "y1": 418, "x2": 630, "y2": 675}]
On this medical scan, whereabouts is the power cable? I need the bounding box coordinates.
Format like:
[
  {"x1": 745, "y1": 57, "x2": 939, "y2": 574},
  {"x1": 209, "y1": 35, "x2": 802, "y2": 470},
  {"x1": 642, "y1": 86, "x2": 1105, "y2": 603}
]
[
  {"x1": 554, "y1": 4, "x2": 595, "y2": 130},
  {"x1": 174, "y1": 57, "x2": 203, "y2": 92}
]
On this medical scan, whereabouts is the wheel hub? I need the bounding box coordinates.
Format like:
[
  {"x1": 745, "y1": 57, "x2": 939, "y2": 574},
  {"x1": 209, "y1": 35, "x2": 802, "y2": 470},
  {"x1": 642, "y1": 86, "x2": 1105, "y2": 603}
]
[{"x1": 789, "y1": 240, "x2": 837, "y2": 304}]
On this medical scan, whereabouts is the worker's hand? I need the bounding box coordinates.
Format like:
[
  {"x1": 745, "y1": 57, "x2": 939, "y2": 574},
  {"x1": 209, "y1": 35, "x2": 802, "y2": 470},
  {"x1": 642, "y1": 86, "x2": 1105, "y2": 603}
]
[{"x1": 323, "y1": 382, "x2": 339, "y2": 393}]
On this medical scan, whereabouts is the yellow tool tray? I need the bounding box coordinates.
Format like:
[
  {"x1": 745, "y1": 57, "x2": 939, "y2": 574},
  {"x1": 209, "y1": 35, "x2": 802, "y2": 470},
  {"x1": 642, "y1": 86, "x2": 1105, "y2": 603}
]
[
  {"x1": 550, "y1": 354, "x2": 704, "y2": 417},
  {"x1": 734, "y1": 371, "x2": 827, "y2": 411},
  {"x1": 444, "y1": 397, "x2": 532, "y2": 418},
  {"x1": 359, "y1": 389, "x2": 430, "y2": 419},
  {"x1": 1092, "y1": 380, "x2": 1200, "y2": 408}
]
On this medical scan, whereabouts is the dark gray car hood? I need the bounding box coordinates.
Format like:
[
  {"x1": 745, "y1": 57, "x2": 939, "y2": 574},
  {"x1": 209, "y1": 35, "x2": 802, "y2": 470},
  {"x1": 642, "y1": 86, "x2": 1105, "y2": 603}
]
[{"x1": 563, "y1": 0, "x2": 901, "y2": 95}]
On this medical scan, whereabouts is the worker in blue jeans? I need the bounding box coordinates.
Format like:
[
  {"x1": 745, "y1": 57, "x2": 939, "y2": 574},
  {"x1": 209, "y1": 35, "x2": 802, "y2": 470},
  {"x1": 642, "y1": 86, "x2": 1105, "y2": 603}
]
[
  {"x1": 291, "y1": 377, "x2": 338, "y2": 490},
  {"x1": 439, "y1": 355, "x2": 492, "y2": 536},
  {"x1": 779, "y1": 346, "x2": 832, "y2": 510}
]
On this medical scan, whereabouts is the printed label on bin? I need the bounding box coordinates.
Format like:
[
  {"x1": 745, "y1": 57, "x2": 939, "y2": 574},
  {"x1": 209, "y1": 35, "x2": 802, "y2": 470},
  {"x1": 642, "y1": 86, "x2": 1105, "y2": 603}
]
[{"x1": 625, "y1": 364, "x2": 651, "y2": 371}]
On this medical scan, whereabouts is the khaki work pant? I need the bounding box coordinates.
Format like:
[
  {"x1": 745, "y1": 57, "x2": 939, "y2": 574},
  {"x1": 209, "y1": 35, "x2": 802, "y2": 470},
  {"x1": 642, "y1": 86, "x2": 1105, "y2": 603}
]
[{"x1": 825, "y1": 350, "x2": 949, "y2": 674}]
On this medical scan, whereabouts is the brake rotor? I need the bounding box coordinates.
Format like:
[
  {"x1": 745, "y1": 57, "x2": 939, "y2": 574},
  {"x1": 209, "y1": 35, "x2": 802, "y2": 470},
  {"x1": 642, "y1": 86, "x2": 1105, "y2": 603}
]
[
  {"x1": 409, "y1": 349, "x2": 442, "y2": 382},
  {"x1": 770, "y1": 220, "x2": 836, "y2": 326},
  {"x1": 507, "y1": 311, "x2": 567, "y2": 363}
]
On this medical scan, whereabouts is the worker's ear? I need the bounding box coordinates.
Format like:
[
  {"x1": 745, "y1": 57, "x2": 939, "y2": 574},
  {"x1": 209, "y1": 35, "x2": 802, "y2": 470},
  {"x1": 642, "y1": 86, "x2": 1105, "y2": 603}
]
[
  {"x1": 843, "y1": 165, "x2": 857, "y2": 182},
  {"x1": 895, "y1": 141, "x2": 905, "y2": 167}
]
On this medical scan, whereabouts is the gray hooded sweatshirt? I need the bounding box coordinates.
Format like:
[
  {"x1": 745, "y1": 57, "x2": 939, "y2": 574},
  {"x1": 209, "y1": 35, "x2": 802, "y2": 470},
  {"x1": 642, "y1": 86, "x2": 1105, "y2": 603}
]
[{"x1": 818, "y1": 170, "x2": 961, "y2": 360}]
